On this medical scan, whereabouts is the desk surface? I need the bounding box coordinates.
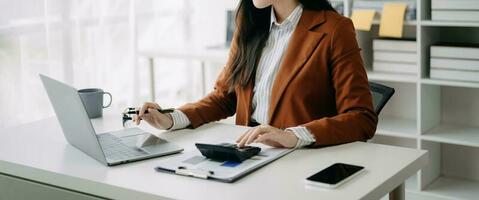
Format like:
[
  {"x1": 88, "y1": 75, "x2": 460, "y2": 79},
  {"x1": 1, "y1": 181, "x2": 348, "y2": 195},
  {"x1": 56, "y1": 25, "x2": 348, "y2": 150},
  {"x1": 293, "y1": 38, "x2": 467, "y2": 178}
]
[{"x1": 0, "y1": 115, "x2": 427, "y2": 200}]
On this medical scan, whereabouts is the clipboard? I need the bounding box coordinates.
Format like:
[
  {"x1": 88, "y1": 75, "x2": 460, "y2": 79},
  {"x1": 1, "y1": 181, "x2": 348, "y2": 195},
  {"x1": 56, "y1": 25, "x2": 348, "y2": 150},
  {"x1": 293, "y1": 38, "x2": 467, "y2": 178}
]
[{"x1": 154, "y1": 146, "x2": 294, "y2": 183}]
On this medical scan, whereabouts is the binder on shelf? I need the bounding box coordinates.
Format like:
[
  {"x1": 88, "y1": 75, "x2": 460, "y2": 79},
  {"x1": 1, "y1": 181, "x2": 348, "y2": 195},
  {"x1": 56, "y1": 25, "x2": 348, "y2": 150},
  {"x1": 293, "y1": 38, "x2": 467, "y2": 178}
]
[
  {"x1": 372, "y1": 39, "x2": 417, "y2": 74},
  {"x1": 373, "y1": 39, "x2": 417, "y2": 52},
  {"x1": 431, "y1": 45, "x2": 479, "y2": 60},
  {"x1": 430, "y1": 45, "x2": 479, "y2": 82},
  {"x1": 431, "y1": 0, "x2": 479, "y2": 22},
  {"x1": 373, "y1": 61, "x2": 417, "y2": 74},
  {"x1": 430, "y1": 69, "x2": 479, "y2": 83},
  {"x1": 431, "y1": 10, "x2": 479, "y2": 22},
  {"x1": 432, "y1": 0, "x2": 479, "y2": 10},
  {"x1": 431, "y1": 58, "x2": 479, "y2": 71},
  {"x1": 374, "y1": 51, "x2": 417, "y2": 63}
]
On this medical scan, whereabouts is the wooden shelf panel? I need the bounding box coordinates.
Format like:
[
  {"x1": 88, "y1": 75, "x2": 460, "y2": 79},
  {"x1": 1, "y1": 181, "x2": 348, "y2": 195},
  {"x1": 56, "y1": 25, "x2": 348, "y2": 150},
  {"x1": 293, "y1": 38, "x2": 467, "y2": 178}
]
[
  {"x1": 421, "y1": 20, "x2": 479, "y2": 28},
  {"x1": 367, "y1": 71, "x2": 418, "y2": 83},
  {"x1": 422, "y1": 123, "x2": 479, "y2": 148},
  {"x1": 421, "y1": 177, "x2": 479, "y2": 200},
  {"x1": 376, "y1": 116, "x2": 418, "y2": 139},
  {"x1": 421, "y1": 78, "x2": 479, "y2": 89}
]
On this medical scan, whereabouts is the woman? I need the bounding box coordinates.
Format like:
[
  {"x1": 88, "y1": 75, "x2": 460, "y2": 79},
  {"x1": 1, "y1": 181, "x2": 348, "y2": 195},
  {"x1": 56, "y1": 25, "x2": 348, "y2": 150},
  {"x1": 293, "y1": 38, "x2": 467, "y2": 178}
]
[{"x1": 134, "y1": 0, "x2": 377, "y2": 148}]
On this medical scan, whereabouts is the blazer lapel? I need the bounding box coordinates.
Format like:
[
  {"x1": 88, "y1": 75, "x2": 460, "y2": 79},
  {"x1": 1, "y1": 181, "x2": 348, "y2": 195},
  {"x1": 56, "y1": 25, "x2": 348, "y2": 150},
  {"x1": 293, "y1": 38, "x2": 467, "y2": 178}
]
[{"x1": 268, "y1": 10, "x2": 327, "y2": 123}]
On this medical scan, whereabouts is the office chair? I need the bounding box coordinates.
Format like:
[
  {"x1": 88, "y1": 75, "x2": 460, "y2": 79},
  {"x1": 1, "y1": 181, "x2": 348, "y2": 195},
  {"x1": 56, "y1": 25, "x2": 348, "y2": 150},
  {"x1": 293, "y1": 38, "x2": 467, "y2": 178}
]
[{"x1": 369, "y1": 81, "x2": 395, "y2": 115}]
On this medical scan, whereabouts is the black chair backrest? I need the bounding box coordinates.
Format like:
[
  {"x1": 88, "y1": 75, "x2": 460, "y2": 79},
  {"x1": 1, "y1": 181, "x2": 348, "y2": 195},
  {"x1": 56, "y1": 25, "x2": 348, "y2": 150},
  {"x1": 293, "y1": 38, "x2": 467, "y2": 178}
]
[{"x1": 369, "y1": 82, "x2": 395, "y2": 115}]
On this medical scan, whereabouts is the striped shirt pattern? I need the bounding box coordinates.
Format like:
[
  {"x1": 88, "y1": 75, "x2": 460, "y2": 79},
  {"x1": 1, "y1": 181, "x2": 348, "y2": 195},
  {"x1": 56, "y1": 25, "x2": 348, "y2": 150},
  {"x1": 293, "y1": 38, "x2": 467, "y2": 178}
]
[
  {"x1": 250, "y1": 5, "x2": 302, "y2": 124},
  {"x1": 169, "y1": 4, "x2": 316, "y2": 147}
]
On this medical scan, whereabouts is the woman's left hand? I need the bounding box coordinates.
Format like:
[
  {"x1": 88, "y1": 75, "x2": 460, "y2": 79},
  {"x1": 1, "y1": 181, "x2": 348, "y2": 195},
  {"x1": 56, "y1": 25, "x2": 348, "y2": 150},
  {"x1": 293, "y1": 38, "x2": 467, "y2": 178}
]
[{"x1": 236, "y1": 125, "x2": 298, "y2": 148}]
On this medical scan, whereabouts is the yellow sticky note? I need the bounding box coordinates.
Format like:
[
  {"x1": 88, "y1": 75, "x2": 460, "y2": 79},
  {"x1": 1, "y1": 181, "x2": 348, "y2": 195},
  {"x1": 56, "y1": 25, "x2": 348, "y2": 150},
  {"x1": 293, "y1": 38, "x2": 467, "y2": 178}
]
[
  {"x1": 379, "y1": 3, "x2": 407, "y2": 38},
  {"x1": 351, "y1": 10, "x2": 376, "y2": 31}
]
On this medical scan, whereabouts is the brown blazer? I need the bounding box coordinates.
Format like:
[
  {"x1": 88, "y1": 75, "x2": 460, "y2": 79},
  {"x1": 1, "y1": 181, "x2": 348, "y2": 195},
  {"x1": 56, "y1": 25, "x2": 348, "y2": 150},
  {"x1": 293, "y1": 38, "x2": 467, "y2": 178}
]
[{"x1": 178, "y1": 9, "x2": 378, "y2": 147}]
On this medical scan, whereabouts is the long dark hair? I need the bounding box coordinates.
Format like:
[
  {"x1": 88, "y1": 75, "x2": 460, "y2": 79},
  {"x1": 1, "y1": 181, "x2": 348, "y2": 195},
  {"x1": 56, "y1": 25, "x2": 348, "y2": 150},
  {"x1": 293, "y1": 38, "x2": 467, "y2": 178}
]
[{"x1": 226, "y1": 0, "x2": 336, "y2": 91}]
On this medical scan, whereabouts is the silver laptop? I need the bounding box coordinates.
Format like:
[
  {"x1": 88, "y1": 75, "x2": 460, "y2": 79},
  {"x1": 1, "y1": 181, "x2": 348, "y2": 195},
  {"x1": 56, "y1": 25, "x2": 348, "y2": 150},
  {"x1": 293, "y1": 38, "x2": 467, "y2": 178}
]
[{"x1": 40, "y1": 74, "x2": 183, "y2": 166}]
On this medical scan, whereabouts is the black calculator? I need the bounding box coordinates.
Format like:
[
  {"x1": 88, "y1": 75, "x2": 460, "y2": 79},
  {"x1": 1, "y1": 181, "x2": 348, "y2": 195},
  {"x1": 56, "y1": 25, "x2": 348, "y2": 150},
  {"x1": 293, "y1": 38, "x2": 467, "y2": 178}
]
[{"x1": 195, "y1": 143, "x2": 261, "y2": 162}]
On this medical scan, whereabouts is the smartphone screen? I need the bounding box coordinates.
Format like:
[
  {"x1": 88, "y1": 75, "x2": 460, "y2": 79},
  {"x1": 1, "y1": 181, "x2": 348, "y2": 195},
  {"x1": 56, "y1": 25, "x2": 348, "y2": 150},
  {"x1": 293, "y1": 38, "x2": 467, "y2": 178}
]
[{"x1": 306, "y1": 163, "x2": 364, "y2": 185}]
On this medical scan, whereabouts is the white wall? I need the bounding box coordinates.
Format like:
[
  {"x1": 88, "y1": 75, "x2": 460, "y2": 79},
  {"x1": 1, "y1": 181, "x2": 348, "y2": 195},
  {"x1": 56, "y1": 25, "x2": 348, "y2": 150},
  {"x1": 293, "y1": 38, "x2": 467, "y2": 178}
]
[
  {"x1": 190, "y1": 0, "x2": 238, "y2": 47},
  {"x1": 185, "y1": 0, "x2": 239, "y2": 100},
  {"x1": 0, "y1": 0, "x2": 240, "y2": 129}
]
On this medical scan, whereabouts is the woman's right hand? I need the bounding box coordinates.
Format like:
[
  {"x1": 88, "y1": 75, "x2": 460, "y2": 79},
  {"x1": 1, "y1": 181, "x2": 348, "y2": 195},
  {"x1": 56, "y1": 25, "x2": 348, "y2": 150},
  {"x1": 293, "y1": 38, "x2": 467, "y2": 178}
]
[{"x1": 133, "y1": 102, "x2": 173, "y2": 130}]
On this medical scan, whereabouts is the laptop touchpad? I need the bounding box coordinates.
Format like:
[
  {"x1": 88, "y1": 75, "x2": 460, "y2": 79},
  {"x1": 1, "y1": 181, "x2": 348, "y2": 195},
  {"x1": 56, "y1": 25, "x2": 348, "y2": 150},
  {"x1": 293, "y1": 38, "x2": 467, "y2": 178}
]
[{"x1": 121, "y1": 133, "x2": 169, "y2": 152}]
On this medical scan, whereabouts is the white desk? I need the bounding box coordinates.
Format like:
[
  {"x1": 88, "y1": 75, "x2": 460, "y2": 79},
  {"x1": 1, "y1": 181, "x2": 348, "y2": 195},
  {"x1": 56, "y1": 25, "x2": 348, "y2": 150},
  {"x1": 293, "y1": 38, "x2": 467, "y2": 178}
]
[
  {"x1": 0, "y1": 115, "x2": 427, "y2": 200},
  {"x1": 139, "y1": 47, "x2": 229, "y2": 101}
]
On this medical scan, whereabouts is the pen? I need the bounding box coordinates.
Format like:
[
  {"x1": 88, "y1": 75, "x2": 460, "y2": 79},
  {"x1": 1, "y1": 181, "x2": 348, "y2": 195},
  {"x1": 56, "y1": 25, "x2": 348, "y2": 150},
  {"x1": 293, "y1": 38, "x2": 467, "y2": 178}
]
[
  {"x1": 122, "y1": 107, "x2": 175, "y2": 127},
  {"x1": 125, "y1": 108, "x2": 175, "y2": 115},
  {"x1": 178, "y1": 166, "x2": 214, "y2": 175}
]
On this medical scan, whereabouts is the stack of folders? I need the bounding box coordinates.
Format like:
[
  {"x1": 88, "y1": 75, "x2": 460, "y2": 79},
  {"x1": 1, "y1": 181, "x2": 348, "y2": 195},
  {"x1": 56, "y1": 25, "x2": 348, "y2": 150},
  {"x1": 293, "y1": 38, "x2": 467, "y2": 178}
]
[
  {"x1": 432, "y1": 0, "x2": 479, "y2": 22},
  {"x1": 430, "y1": 45, "x2": 479, "y2": 82},
  {"x1": 353, "y1": 0, "x2": 416, "y2": 20},
  {"x1": 373, "y1": 39, "x2": 417, "y2": 74}
]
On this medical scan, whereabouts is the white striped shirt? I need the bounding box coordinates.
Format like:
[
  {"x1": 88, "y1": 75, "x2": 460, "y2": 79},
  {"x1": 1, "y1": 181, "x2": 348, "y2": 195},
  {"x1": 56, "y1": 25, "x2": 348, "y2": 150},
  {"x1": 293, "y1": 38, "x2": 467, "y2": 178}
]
[{"x1": 169, "y1": 4, "x2": 316, "y2": 147}]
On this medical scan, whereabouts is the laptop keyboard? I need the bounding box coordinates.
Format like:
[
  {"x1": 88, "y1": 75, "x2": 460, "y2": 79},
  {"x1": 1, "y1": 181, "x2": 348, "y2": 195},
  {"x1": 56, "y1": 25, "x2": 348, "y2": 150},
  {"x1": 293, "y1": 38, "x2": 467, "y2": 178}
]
[{"x1": 97, "y1": 133, "x2": 148, "y2": 161}]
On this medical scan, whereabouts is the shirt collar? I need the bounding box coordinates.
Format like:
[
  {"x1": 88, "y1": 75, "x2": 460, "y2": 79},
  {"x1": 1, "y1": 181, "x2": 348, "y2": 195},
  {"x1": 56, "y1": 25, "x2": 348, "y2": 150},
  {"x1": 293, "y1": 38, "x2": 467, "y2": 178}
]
[{"x1": 270, "y1": 4, "x2": 303, "y2": 30}]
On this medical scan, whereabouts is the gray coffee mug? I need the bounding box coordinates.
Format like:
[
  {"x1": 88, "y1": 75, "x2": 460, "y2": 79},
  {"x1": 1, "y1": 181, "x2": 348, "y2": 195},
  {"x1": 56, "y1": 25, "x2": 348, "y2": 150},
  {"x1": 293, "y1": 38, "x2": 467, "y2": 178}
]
[{"x1": 78, "y1": 88, "x2": 112, "y2": 118}]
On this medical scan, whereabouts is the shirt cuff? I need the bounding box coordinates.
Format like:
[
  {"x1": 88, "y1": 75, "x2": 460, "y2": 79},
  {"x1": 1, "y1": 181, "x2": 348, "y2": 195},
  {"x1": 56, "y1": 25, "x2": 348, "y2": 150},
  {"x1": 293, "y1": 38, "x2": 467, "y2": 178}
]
[
  {"x1": 286, "y1": 126, "x2": 316, "y2": 148},
  {"x1": 168, "y1": 110, "x2": 191, "y2": 130}
]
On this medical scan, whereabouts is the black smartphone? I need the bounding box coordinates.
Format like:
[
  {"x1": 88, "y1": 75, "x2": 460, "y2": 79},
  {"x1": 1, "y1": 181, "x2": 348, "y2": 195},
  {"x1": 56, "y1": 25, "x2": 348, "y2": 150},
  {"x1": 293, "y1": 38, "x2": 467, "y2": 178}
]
[{"x1": 305, "y1": 163, "x2": 364, "y2": 188}]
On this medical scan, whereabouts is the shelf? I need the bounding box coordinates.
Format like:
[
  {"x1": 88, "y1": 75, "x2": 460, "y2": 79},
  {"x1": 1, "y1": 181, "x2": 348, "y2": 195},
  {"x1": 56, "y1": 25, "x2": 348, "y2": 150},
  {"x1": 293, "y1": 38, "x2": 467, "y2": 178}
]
[
  {"x1": 421, "y1": 78, "x2": 479, "y2": 89},
  {"x1": 367, "y1": 71, "x2": 418, "y2": 83},
  {"x1": 372, "y1": 20, "x2": 417, "y2": 26},
  {"x1": 349, "y1": 1, "x2": 479, "y2": 200},
  {"x1": 421, "y1": 20, "x2": 479, "y2": 28},
  {"x1": 405, "y1": 193, "x2": 451, "y2": 200},
  {"x1": 422, "y1": 123, "x2": 479, "y2": 148},
  {"x1": 376, "y1": 116, "x2": 417, "y2": 139},
  {"x1": 421, "y1": 177, "x2": 479, "y2": 200}
]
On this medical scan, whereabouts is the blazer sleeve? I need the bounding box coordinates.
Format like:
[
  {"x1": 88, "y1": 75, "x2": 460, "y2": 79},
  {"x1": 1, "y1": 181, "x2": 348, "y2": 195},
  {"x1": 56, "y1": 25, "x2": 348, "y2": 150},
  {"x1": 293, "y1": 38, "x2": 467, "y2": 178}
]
[
  {"x1": 177, "y1": 41, "x2": 238, "y2": 128},
  {"x1": 303, "y1": 18, "x2": 378, "y2": 147}
]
